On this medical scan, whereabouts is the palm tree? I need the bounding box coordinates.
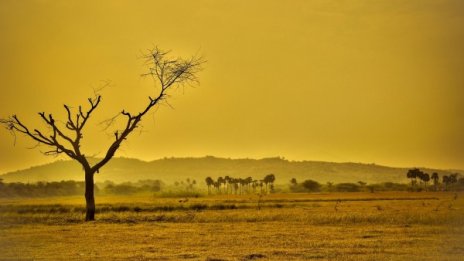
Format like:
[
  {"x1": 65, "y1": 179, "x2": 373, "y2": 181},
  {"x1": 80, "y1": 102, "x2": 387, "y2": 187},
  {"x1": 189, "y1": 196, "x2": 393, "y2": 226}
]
[
  {"x1": 224, "y1": 176, "x2": 231, "y2": 194},
  {"x1": 213, "y1": 181, "x2": 220, "y2": 193},
  {"x1": 422, "y1": 173, "x2": 430, "y2": 190},
  {"x1": 245, "y1": 177, "x2": 253, "y2": 193},
  {"x1": 259, "y1": 180, "x2": 264, "y2": 194},
  {"x1": 239, "y1": 178, "x2": 247, "y2": 194},
  {"x1": 267, "y1": 174, "x2": 276, "y2": 192},
  {"x1": 407, "y1": 168, "x2": 421, "y2": 190},
  {"x1": 217, "y1": 177, "x2": 225, "y2": 194},
  {"x1": 445, "y1": 173, "x2": 459, "y2": 191},
  {"x1": 263, "y1": 174, "x2": 276, "y2": 193},
  {"x1": 191, "y1": 179, "x2": 197, "y2": 191},
  {"x1": 252, "y1": 180, "x2": 258, "y2": 193},
  {"x1": 233, "y1": 180, "x2": 239, "y2": 194},
  {"x1": 185, "y1": 178, "x2": 195, "y2": 191},
  {"x1": 443, "y1": 175, "x2": 450, "y2": 191},
  {"x1": 205, "y1": 177, "x2": 213, "y2": 195},
  {"x1": 431, "y1": 172, "x2": 439, "y2": 191}
]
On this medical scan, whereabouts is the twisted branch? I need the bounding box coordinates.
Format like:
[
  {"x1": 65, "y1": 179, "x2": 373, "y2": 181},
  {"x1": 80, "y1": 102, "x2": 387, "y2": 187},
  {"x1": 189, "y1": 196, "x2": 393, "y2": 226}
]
[{"x1": 1, "y1": 47, "x2": 204, "y2": 175}]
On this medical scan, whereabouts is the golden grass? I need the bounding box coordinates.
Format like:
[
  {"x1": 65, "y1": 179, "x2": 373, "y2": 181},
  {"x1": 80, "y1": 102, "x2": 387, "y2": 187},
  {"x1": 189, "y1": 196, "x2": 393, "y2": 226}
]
[{"x1": 1, "y1": 192, "x2": 463, "y2": 260}]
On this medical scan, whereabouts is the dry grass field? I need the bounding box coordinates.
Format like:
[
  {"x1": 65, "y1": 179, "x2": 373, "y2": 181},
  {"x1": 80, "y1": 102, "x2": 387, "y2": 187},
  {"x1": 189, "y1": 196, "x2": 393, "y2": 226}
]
[{"x1": 1, "y1": 192, "x2": 463, "y2": 260}]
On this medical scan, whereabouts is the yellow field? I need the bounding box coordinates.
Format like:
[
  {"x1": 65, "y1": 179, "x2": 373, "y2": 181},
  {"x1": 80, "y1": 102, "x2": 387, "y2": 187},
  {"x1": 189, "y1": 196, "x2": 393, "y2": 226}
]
[{"x1": 1, "y1": 192, "x2": 463, "y2": 260}]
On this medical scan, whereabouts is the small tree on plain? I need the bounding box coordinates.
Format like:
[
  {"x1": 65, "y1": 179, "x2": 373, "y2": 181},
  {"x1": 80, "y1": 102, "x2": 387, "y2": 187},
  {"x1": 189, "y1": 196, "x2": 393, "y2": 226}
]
[
  {"x1": 0, "y1": 47, "x2": 203, "y2": 221},
  {"x1": 302, "y1": 179, "x2": 321, "y2": 192},
  {"x1": 290, "y1": 178, "x2": 297, "y2": 186},
  {"x1": 357, "y1": 181, "x2": 367, "y2": 192},
  {"x1": 326, "y1": 182, "x2": 334, "y2": 192}
]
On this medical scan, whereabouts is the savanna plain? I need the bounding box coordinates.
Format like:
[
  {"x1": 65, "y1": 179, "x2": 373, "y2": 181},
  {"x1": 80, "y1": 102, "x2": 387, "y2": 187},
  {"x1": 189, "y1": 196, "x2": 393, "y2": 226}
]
[{"x1": 1, "y1": 192, "x2": 463, "y2": 261}]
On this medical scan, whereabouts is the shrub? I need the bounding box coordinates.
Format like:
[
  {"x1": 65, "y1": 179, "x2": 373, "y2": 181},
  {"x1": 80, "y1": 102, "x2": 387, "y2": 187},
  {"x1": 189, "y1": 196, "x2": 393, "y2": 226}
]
[
  {"x1": 302, "y1": 179, "x2": 321, "y2": 192},
  {"x1": 335, "y1": 183, "x2": 360, "y2": 192},
  {"x1": 289, "y1": 179, "x2": 321, "y2": 193}
]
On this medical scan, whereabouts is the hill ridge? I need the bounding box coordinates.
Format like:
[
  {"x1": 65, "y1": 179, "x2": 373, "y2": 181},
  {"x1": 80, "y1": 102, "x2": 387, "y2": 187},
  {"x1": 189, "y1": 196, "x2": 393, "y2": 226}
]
[{"x1": 1, "y1": 156, "x2": 460, "y2": 184}]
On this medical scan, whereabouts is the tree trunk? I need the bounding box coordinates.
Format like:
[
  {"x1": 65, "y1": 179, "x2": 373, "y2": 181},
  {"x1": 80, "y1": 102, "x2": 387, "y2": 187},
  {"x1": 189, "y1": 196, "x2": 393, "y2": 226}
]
[{"x1": 85, "y1": 170, "x2": 96, "y2": 221}]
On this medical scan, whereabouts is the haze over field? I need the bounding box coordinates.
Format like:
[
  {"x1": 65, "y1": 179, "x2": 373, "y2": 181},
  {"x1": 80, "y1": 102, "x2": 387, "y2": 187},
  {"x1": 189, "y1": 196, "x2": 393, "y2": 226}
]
[
  {"x1": 1, "y1": 0, "x2": 463, "y2": 174},
  {"x1": 1, "y1": 2, "x2": 464, "y2": 260},
  {"x1": 1, "y1": 156, "x2": 461, "y2": 185}
]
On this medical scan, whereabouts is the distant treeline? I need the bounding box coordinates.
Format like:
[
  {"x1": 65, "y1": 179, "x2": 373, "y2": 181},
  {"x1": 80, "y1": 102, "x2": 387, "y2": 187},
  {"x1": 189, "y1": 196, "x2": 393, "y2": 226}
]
[
  {"x1": 406, "y1": 168, "x2": 463, "y2": 191},
  {"x1": 289, "y1": 172, "x2": 464, "y2": 193},
  {"x1": 0, "y1": 180, "x2": 89, "y2": 198},
  {"x1": 0, "y1": 179, "x2": 163, "y2": 198},
  {"x1": 101, "y1": 180, "x2": 163, "y2": 195},
  {"x1": 3, "y1": 172, "x2": 464, "y2": 198},
  {"x1": 288, "y1": 179, "x2": 411, "y2": 193}
]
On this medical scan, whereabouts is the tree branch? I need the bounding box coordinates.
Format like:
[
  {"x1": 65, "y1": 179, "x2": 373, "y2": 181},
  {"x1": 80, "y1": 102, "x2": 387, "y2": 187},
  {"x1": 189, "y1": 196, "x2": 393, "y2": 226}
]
[
  {"x1": 0, "y1": 95, "x2": 103, "y2": 170},
  {"x1": 1, "y1": 47, "x2": 204, "y2": 176},
  {"x1": 92, "y1": 47, "x2": 204, "y2": 173},
  {"x1": 0, "y1": 115, "x2": 76, "y2": 158}
]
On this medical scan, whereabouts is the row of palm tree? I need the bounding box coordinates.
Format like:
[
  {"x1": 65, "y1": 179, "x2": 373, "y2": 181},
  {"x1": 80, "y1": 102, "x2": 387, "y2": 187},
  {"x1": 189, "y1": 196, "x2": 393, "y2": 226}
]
[
  {"x1": 205, "y1": 174, "x2": 276, "y2": 195},
  {"x1": 406, "y1": 168, "x2": 459, "y2": 191},
  {"x1": 173, "y1": 178, "x2": 197, "y2": 191},
  {"x1": 443, "y1": 174, "x2": 459, "y2": 190}
]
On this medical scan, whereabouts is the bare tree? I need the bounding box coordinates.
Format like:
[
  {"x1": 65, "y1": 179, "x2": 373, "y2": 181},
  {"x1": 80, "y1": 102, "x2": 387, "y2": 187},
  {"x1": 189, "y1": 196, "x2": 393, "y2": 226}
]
[{"x1": 1, "y1": 47, "x2": 203, "y2": 221}]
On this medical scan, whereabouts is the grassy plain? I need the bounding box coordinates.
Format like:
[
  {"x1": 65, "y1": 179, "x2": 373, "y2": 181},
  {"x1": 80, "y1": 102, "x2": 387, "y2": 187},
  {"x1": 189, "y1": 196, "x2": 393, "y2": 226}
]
[{"x1": 1, "y1": 192, "x2": 463, "y2": 260}]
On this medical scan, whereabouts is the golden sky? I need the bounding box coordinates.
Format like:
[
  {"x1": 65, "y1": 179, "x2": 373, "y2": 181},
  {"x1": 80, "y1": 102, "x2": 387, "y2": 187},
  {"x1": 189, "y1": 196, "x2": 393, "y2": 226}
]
[{"x1": 1, "y1": 0, "x2": 463, "y2": 173}]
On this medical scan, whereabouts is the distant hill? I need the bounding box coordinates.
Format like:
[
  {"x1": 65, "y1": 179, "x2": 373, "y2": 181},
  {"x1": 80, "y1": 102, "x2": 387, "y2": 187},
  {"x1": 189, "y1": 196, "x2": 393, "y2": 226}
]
[{"x1": 0, "y1": 156, "x2": 460, "y2": 185}]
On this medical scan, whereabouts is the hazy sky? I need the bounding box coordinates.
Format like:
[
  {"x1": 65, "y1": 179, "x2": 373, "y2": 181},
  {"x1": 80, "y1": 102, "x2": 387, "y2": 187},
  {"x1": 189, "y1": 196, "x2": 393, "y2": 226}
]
[{"x1": 1, "y1": 0, "x2": 463, "y2": 173}]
